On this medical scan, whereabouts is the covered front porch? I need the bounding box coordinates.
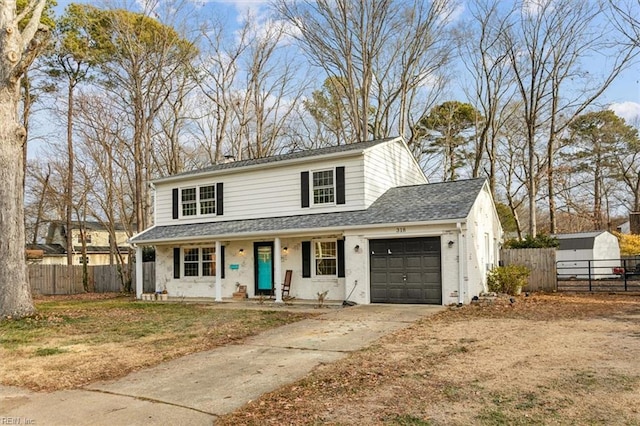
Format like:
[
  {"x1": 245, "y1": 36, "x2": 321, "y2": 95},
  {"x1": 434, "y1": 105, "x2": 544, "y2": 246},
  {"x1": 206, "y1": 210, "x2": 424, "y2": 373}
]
[{"x1": 135, "y1": 233, "x2": 351, "y2": 303}]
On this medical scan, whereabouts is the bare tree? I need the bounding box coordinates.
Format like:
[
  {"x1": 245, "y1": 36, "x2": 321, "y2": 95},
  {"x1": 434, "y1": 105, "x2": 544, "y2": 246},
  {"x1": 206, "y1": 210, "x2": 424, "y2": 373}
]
[
  {"x1": 0, "y1": 0, "x2": 49, "y2": 318},
  {"x1": 503, "y1": 0, "x2": 637, "y2": 236},
  {"x1": 609, "y1": 0, "x2": 640, "y2": 49},
  {"x1": 72, "y1": 4, "x2": 198, "y2": 232},
  {"x1": 458, "y1": 0, "x2": 516, "y2": 195},
  {"x1": 275, "y1": 0, "x2": 454, "y2": 144},
  {"x1": 193, "y1": 11, "x2": 307, "y2": 162}
]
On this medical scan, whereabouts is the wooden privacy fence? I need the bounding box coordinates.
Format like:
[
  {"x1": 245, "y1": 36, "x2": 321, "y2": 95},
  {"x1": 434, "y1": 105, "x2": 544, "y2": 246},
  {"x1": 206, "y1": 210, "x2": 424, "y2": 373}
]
[
  {"x1": 500, "y1": 248, "x2": 557, "y2": 292},
  {"x1": 29, "y1": 263, "x2": 156, "y2": 295}
]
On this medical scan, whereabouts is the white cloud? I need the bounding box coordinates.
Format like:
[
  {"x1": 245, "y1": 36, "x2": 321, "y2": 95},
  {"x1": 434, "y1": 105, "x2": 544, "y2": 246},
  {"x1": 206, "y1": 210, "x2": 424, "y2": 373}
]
[
  {"x1": 522, "y1": 0, "x2": 554, "y2": 16},
  {"x1": 610, "y1": 102, "x2": 640, "y2": 125}
]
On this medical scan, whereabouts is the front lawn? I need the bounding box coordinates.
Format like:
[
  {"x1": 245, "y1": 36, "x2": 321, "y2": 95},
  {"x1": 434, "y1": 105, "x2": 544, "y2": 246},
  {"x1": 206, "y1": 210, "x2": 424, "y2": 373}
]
[
  {"x1": 217, "y1": 293, "x2": 640, "y2": 425},
  {"x1": 0, "y1": 294, "x2": 316, "y2": 391}
]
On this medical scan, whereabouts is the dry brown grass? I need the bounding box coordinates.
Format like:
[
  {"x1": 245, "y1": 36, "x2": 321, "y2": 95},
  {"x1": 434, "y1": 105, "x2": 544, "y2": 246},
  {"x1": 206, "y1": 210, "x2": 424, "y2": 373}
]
[
  {"x1": 217, "y1": 293, "x2": 640, "y2": 426},
  {"x1": 0, "y1": 293, "x2": 317, "y2": 392}
]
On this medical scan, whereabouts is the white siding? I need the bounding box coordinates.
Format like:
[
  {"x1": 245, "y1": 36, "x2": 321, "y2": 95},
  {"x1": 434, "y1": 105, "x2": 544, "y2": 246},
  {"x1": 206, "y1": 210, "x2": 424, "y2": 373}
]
[
  {"x1": 155, "y1": 156, "x2": 366, "y2": 226},
  {"x1": 463, "y1": 183, "x2": 503, "y2": 301},
  {"x1": 362, "y1": 140, "x2": 427, "y2": 207}
]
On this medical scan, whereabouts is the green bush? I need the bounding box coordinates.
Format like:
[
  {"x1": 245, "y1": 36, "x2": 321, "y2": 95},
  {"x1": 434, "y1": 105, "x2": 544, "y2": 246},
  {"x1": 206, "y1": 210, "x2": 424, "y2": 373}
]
[
  {"x1": 486, "y1": 264, "x2": 530, "y2": 295},
  {"x1": 504, "y1": 234, "x2": 559, "y2": 248}
]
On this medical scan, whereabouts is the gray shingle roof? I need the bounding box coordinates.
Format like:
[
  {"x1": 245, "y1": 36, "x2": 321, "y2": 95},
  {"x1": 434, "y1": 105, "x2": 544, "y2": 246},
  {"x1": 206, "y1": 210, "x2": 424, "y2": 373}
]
[
  {"x1": 155, "y1": 138, "x2": 398, "y2": 182},
  {"x1": 130, "y1": 179, "x2": 487, "y2": 244}
]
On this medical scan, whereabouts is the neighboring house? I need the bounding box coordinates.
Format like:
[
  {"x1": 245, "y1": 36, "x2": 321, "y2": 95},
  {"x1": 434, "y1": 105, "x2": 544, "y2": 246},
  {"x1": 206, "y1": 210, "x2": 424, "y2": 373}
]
[
  {"x1": 130, "y1": 137, "x2": 503, "y2": 305},
  {"x1": 556, "y1": 231, "x2": 621, "y2": 279},
  {"x1": 25, "y1": 244, "x2": 66, "y2": 264},
  {"x1": 37, "y1": 221, "x2": 131, "y2": 265},
  {"x1": 616, "y1": 221, "x2": 630, "y2": 234}
]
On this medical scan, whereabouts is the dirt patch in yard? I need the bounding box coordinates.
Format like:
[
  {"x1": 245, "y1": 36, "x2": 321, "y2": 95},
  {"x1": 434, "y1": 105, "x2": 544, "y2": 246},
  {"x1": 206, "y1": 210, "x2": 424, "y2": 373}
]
[{"x1": 218, "y1": 293, "x2": 640, "y2": 425}]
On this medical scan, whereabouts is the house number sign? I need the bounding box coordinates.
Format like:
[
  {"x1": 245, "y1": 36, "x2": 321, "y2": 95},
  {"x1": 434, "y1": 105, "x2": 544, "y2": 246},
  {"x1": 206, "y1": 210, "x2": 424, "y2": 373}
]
[{"x1": 396, "y1": 227, "x2": 406, "y2": 233}]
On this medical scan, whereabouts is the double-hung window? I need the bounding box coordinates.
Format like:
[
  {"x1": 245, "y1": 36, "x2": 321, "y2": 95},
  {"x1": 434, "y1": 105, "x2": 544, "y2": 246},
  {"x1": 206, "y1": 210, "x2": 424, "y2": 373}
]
[
  {"x1": 183, "y1": 247, "x2": 216, "y2": 277},
  {"x1": 181, "y1": 185, "x2": 216, "y2": 217},
  {"x1": 314, "y1": 240, "x2": 337, "y2": 276},
  {"x1": 312, "y1": 170, "x2": 334, "y2": 205}
]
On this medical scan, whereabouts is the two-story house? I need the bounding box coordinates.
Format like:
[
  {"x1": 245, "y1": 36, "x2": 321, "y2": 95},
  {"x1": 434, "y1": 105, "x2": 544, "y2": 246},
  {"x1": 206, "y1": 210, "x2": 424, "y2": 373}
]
[
  {"x1": 130, "y1": 137, "x2": 502, "y2": 305},
  {"x1": 30, "y1": 221, "x2": 131, "y2": 265}
]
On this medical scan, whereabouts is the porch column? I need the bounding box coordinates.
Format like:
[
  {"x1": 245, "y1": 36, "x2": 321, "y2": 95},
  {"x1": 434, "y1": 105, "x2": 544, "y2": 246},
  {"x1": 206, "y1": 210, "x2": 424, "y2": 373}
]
[
  {"x1": 215, "y1": 240, "x2": 223, "y2": 302},
  {"x1": 274, "y1": 237, "x2": 283, "y2": 303},
  {"x1": 135, "y1": 245, "x2": 143, "y2": 299}
]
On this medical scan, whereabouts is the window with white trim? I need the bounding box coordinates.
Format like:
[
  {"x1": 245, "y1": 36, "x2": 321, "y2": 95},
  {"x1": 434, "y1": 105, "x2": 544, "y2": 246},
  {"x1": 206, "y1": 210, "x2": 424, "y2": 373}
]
[
  {"x1": 314, "y1": 240, "x2": 337, "y2": 276},
  {"x1": 183, "y1": 247, "x2": 216, "y2": 277},
  {"x1": 181, "y1": 185, "x2": 216, "y2": 217},
  {"x1": 312, "y1": 169, "x2": 334, "y2": 205}
]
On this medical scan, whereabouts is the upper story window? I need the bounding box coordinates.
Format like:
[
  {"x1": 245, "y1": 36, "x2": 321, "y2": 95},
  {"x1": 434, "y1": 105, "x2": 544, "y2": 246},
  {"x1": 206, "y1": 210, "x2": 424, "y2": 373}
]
[
  {"x1": 312, "y1": 170, "x2": 335, "y2": 205},
  {"x1": 77, "y1": 233, "x2": 92, "y2": 244},
  {"x1": 181, "y1": 185, "x2": 216, "y2": 217},
  {"x1": 314, "y1": 240, "x2": 337, "y2": 276},
  {"x1": 301, "y1": 167, "x2": 344, "y2": 208}
]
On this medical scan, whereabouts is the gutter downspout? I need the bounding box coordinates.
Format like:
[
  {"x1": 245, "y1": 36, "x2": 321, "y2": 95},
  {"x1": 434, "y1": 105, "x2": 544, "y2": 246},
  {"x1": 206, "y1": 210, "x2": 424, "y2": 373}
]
[{"x1": 457, "y1": 222, "x2": 465, "y2": 305}]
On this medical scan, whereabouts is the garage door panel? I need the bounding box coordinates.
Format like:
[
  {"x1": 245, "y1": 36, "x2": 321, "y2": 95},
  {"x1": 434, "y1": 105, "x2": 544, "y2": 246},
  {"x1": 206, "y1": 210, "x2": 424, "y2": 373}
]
[
  {"x1": 370, "y1": 237, "x2": 442, "y2": 305},
  {"x1": 421, "y1": 239, "x2": 440, "y2": 251},
  {"x1": 370, "y1": 257, "x2": 389, "y2": 268},
  {"x1": 387, "y1": 257, "x2": 404, "y2": 268},
  {"x1": 404, "y1": 241, "x2": 423, "y2": 253},
  {"x1": 422, "y1": 272, "x2": 440, "y2": 282},
  {"x1": 405, "y1": 256, "x2": 423, "y2": 268},
  {"x1": 422, "y1": 256, "x2": 440, "y2": 268},
  {"x1": 405, "y1": 272, "x2": 423, "y2": 283}
]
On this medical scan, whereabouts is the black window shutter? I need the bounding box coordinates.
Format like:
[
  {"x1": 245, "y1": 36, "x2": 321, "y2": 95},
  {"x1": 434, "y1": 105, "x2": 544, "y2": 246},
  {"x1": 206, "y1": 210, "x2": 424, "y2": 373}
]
[
  {"x1": 302, "y1": 241, "x2": 311, "y2": 278},
  {"x1": 216, "y1": 182, "x2": 224, "y2": 216},
  {"x1": 337, "y1": 239, "x2": 345, "y2": 277},
  {"x1": 172, "y1": 188, "x2": 179, "y2": 219},
  {"x1": 336, "y1": 167, "x2": 345, "y2": 205},
  {"x1": 173, "y1": 247, "x2": 180, "y2": 278},
  {"x1": 301, "y1": 171, "x2": 310, "y2": 208},
  {"x1": 220, "y1": 245, "x2": 225, "y2": 279}
]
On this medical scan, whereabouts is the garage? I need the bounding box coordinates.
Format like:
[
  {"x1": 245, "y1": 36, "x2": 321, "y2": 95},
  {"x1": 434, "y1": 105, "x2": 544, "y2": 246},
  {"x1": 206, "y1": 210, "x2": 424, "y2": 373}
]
[{"x1": 370, "y1": 237, "x2": 442, "y2": 304}]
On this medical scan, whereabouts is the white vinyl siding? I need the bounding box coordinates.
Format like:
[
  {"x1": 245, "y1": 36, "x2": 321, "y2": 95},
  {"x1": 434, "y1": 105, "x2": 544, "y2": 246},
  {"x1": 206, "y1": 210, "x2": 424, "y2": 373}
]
[
  {"x1": 363, "y1": 140, "x2": 427, "y2": 207},
  {"x1": 155, "y1": 155, "x2": 366, "y2": 226}
]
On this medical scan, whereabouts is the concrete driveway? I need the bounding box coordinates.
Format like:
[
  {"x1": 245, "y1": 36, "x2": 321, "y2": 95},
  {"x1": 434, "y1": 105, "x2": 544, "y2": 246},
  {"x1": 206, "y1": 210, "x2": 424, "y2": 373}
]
[{"x1": 0, "y1": 304, "x2": 443, "y2": 425}]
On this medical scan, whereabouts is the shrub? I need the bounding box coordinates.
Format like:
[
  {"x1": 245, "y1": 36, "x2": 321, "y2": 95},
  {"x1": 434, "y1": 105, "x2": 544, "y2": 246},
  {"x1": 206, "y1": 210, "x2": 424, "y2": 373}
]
[
  {"x1": 503, "y1": 234, "x2": 559, "y2": 249},
  {"x1": 486, "y1": 264, "x2": 530, "y2": 295},
  {"x1": 614, "y1": 232, "x2": 640, "y2": 256}
]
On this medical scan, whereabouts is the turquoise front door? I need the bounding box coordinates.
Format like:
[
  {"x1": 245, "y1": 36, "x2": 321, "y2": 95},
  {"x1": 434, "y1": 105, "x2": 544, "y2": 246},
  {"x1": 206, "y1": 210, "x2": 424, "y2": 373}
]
[{"x1": 254, "y1": 242, "x2": 274, "y2": 295}]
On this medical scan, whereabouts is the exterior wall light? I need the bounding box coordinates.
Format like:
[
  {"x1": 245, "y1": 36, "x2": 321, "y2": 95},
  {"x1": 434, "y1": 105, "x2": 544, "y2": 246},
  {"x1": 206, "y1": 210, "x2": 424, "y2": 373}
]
[
  {"x1": 238, "y1": 248, "x2": 245, "y2": 255},
  {"x1": 354, "y1": 245, "x2": 360, "y2": 252},
  {"x1": 448, "y1": 240, "x2": 455, "y2": 248}
]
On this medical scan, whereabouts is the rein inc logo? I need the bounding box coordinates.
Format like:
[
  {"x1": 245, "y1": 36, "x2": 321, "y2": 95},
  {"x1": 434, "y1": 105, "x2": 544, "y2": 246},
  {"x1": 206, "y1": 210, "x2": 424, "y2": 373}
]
[{"x1": 0, "y1": 418, "x2": 35, "y2": 425}]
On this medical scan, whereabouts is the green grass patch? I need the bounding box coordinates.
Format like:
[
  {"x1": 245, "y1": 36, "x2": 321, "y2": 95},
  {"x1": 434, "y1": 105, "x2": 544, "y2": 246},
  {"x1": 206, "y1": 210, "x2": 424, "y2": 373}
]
[{"x1": 34, "y1": 347, "x2": 68, "y2": 356}]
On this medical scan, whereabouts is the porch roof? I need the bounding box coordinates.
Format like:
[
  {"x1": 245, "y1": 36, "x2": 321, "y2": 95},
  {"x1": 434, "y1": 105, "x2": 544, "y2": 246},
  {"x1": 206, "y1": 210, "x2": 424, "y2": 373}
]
[{"x1": 130, "y1": 178, "x2": 486, "y2": 244}]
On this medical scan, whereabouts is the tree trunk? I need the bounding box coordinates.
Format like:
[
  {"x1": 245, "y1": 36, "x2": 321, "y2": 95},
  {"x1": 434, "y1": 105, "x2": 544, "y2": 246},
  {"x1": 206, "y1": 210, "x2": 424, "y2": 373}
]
[
  {"x1": 0, "y1": 86, "x2": 35, "y2": 318},
  {"x1": 66, "y1": 80, "x2": 74, "y2": 265}
]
